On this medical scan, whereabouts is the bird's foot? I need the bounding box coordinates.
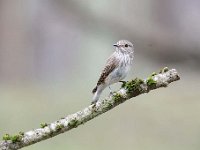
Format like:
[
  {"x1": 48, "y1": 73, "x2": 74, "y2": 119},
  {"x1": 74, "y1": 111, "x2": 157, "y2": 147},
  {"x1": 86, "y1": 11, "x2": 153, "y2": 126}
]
[
  {"x1": 108, "y1": 86, "x2": 114, "y2": 96},
  {"x1": 109, "y1": 91, "x2": 114, "y2": 96},
  {"x1": 91, "y1": 101, "x2": 97, "y2": 105},
  {"x1": 119, "y1": 80, "x2": 127, "y2": 88}
]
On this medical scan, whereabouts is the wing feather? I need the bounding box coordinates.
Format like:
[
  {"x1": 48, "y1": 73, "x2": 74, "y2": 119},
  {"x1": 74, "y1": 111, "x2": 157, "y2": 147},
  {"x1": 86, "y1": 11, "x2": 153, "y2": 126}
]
[{"x1": 92, "y1": 53, "x2": 119, "y2": 93}]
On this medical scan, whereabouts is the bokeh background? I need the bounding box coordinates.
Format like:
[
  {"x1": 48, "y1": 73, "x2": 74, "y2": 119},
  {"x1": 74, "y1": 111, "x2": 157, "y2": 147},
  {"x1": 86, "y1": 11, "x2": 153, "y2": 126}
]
[{"x1": 0, "y1": 0, "x2": 200, "y2": 150}]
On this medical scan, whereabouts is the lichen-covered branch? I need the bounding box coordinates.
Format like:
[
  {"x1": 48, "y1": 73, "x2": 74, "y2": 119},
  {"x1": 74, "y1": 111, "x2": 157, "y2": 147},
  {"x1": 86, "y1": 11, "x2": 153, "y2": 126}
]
[{"x1": 0, "y1": 67, "x2": 180, "y2": 150}]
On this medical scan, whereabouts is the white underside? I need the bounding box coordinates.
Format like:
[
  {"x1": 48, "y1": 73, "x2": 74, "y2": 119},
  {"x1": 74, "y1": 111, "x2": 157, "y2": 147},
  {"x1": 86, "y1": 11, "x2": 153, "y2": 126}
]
[
  {"x1": 92, "y1": 53, "x2": 133, "y2": 103},
  {"x1": 105, "y1": 64, "x2": 130, "y2": 85}
]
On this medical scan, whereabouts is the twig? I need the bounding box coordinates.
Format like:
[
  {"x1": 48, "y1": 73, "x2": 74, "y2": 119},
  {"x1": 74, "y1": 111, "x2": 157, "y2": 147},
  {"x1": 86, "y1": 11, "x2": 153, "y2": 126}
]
[{"x1": 0, "y1": 67, "x2": 180, "y2": 150}]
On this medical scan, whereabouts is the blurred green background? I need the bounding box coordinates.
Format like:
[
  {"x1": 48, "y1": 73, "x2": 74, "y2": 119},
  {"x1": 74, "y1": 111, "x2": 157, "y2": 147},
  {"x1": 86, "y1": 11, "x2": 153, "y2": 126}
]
[{"x1": 0, "y1": 0, "x2": 200, "y2": 150}]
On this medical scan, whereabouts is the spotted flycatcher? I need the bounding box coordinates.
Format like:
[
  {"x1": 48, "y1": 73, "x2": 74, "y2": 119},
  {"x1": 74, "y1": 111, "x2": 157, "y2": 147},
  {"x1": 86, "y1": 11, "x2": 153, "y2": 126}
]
[{"x1": 92, "y1": 40, "x2": 134, "y2": 103}]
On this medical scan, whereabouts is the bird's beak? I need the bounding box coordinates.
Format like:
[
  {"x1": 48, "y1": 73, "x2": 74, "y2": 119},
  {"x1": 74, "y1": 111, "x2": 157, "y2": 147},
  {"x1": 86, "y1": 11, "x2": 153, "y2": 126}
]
[{"x1": 113, "y1": 43, "x2": 119, "y2": 47}]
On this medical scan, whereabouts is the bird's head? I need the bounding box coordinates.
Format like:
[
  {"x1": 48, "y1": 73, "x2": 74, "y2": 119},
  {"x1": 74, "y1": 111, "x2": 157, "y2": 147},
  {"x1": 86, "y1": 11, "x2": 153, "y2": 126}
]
[{"x1": 113, "y1": 40, "x2": 134, "y2": 54}]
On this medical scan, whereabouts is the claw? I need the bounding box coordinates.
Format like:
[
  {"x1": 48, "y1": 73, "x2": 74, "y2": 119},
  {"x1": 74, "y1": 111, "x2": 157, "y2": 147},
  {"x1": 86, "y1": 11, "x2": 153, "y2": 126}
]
[
  {"x1": 119, "y1": 80, "x2": 127, "y2": 88},
  {"x1": 119, "y1": 80, "x2": 127, "y2": 84}
]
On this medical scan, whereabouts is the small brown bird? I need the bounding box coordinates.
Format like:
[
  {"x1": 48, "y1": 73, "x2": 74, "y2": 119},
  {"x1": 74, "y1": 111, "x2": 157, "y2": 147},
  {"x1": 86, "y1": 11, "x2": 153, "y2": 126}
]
[{"x1": 92, "y1": 40, "x2": 134, "y2": 103}]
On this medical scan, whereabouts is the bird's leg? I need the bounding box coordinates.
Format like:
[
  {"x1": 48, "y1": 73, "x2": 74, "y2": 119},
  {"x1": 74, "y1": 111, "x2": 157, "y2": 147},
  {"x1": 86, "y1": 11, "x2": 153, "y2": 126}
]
[
  {"x1": 119, "y1": 80, "x2": 127, "y2": 87},
  {"x1": 109, "y1": 86, "x2": 114, "y2": 95},
  {"x1": 91, "y1": 101, "x2": 96, "y2": 105}
]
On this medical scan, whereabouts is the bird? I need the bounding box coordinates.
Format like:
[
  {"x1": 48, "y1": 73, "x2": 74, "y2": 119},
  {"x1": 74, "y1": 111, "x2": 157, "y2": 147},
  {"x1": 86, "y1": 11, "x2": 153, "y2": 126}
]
[{"x1": 92, "y1": 40, "x2": 134, "y2": 104}]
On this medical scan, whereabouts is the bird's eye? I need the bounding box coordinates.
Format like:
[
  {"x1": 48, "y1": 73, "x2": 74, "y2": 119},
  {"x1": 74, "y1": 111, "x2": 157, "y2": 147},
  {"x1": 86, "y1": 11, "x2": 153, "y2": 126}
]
[{"x1": 125, "y1": 44, "x2": 128, "y2": 47}]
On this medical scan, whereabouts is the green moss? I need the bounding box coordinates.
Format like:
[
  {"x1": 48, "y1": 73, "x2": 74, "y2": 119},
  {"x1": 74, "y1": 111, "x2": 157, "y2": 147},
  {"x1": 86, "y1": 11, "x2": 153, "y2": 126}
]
[
  {"x1": 146, "y1": 76, "x2": 157, "y2": 86},
  {"x1": 113, "y1": 93, "x2": 123, "y2": 101},
  {"x1": 55, "y1": 124, "x2": 65, "y2": 131},
  {"x1": 11, "y1": 134, "x2": 23, "y2": 143},
  {"x1": 3, "y1": 133, "x2": 24, "y2": 143},
  {"x1": 40, "y1": 123, "x2": 48, "y2": 128},
  {"x1": 49, "y1": 130, "x2": 54, "y2": 137},
  {"x1": 68, "y1": 119, "x2": 79, "y2": 128},
  {"x1": 123, "y1": 78, "x2": 144, "y2": 93},
  {"x1": 163, "y1": 67, "x2": 169, "y2": 72},
  {"x1": 159, "y1": 67, "x2": 169, "y2": 73},
  {"x1": 106, "y1": 101, "x2": 113, "y2": 109},
  {"x1": 120, "y1": 81, "x2": 127, "y2": 88},
  {"x1": 151, "y1": 72, "x2": 157, "y2": 76},
  {"x1": 19, "y1": 131, "x2": 24, "y2": 136},
  {"x1": 3, "y1": 134, "x2": 11, "y2": 141}
]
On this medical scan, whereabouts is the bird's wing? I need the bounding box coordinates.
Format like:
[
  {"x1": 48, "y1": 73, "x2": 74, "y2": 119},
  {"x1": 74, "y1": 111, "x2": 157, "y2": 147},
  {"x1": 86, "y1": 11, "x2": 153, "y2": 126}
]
[{"x1": 96, "y1": 54, "x2": 120, "y2": 86}]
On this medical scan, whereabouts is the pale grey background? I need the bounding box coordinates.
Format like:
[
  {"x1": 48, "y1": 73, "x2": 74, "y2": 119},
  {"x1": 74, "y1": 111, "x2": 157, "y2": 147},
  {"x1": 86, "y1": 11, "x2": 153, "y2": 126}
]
[{"x1": 0, "y1": 0, "x2": 199, "y2": 150}]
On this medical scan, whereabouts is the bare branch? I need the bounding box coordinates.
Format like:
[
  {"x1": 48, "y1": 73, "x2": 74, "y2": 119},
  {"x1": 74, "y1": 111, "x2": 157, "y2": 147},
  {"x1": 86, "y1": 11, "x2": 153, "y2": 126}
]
[{"x1": 0, "y1": 67, "x2": 180, "y2": 150}]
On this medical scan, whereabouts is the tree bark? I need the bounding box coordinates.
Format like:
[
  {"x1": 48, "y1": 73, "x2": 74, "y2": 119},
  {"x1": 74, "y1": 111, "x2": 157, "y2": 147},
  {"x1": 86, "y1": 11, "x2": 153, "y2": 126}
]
[{"x1": 0, "y1": 67, "x2": 180, "y2": 150}]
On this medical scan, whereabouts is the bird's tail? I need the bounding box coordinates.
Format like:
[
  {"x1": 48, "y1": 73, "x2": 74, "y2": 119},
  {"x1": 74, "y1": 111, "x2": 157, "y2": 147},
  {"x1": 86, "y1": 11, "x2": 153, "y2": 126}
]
[
  {"x1": 92, "y1": 85, "x2": 104, "y2": 103},
  {"x1": 92, "y1": 86, "x2": 97, "y2": 94}
]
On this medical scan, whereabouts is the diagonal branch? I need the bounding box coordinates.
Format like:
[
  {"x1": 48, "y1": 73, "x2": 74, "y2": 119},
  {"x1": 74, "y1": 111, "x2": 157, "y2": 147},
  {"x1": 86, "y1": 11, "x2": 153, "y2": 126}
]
[{"x1": 0, "y1": 67, "x2": 180, "y2": 150}]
